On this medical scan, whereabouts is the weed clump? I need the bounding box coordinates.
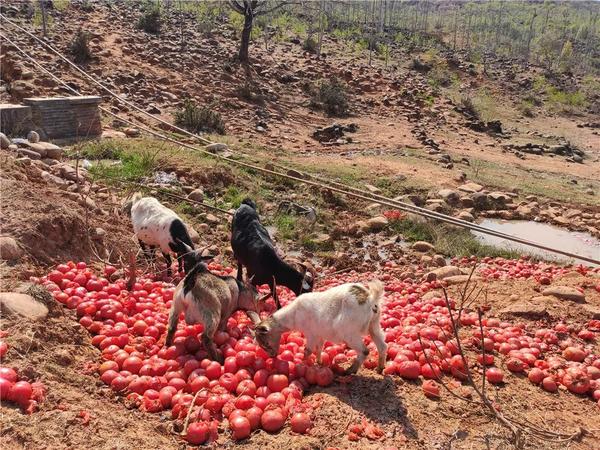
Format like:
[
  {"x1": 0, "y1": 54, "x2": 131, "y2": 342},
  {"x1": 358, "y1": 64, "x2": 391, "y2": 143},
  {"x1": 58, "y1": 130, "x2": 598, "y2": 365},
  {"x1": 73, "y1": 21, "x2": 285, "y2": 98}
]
[
  {"x1": 311, "y1": 78, "x2": 349, "y2": 117},
  {"x1": 137, "y1": 1, "x2": 161, "y2": 34},
  {"x1": 303, "y1": 37, "x2": 318, "y2": 54},
  {"x1": 174, "y1": 99, "x2": 225, "y2": 135},
  {"x1": 70, "y1": 29, "x2": 92, "y2": 63}
]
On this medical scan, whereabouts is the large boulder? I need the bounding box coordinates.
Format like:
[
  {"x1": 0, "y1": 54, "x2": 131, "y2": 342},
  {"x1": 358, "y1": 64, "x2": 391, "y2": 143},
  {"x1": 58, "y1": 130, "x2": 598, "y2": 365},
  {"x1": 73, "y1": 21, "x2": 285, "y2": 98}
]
[
  {"x1": 425, "y1": 265, "x2": 461, "y2": 281},
  {"x1": 0, "y1": 237, "x2": 23, "y2": 261},
  {"x1": 438, "y1": 189, "x2": 460, "y2": 205},
  {"x1": 188, "y1": 188, "x2": 204, "y2": 203},
  {"x1": 542, "y1": 286, "x2": 586, "y2": 303},
  {"x1": 0, "y1": 292, "x2": 48, "y2": 320},
  {"x1": 412, "y1": 241, "x2": 434, "y2": 252},
  {"x1": 458, "y1": 182, "x2": 484, "y2": 193},
  {"x1": 0, "y1": 132, "x2": 10, "y2": 149}
]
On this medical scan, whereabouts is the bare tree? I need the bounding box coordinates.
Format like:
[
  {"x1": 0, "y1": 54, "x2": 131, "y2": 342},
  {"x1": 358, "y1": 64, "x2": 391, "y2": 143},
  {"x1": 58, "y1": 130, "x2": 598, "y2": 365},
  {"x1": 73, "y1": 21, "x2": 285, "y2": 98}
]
[{"x1": 227, "y1": 0, "x2": 293, "y2": 63}]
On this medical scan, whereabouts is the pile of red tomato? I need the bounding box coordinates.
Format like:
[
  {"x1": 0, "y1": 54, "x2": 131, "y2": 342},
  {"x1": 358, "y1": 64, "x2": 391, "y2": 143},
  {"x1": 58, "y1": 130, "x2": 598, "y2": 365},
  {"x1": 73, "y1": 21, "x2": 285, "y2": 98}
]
[
  {"x1": 36, "y1": 258, "x2": 599, "y2": 444},
  {"x1": 0, "y1": 363, "x2": 46, "y2": 414}
]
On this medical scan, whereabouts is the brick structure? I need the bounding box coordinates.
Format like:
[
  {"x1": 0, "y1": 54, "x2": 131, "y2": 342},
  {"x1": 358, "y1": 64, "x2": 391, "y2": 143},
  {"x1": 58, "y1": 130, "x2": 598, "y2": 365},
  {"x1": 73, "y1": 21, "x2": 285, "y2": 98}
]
[
  {"x1": 0, "y1": 104, "x2": 33, "y2": 135},
  {"x1": 22, "y1": 96, "x2": 102, "y2": 139}
]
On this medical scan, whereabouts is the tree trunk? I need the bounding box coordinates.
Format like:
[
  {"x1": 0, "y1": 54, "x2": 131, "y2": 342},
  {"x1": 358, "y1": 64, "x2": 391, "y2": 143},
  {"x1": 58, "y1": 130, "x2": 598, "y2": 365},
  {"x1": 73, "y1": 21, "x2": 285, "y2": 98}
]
[
  {"x1": 239, "y1": 11, "x2": 253, "y2": 63},
  {"x1": 39, "y1": 0, "x2": 48, "y2": 37}
]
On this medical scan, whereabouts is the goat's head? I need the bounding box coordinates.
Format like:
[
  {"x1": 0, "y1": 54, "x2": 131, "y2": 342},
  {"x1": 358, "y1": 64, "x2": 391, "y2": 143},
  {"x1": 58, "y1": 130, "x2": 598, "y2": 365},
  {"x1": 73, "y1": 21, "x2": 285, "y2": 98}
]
[
  {"x1": 254, "y1": 317, "x2": 283, "y2": 358},
  {"x1": 239, "y1": 275, "x2": 272, "y2": 318},
  {"x1": 176, "y1": 239, "x2": 213, "y2": 273},
  {"x1": 121, "y1": 191, "x2": 142, "y2": 216},
  {"x1": 241, "y1": 198, "x2": 257, "y2": 210}
]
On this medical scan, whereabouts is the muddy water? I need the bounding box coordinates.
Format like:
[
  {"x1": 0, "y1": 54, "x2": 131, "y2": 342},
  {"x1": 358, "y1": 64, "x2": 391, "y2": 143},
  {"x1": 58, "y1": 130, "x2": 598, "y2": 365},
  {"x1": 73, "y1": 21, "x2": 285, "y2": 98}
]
[{"x1": 473, "y1": 219, "x2": 600, "y2": 267}]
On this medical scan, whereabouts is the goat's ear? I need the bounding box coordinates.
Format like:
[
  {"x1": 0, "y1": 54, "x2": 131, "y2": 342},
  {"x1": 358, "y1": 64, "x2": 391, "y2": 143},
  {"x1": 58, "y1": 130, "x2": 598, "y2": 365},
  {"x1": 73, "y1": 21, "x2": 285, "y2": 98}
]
[{"x1": 176, "y1": 238, "x2": 194, "y2": 253}]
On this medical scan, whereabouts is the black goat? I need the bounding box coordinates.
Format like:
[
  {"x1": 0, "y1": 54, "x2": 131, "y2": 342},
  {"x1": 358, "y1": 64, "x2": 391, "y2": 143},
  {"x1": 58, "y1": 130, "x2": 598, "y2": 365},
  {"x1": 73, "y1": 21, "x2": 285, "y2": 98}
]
[{"x1": 231, "y1": 198, "x2": 315, "y2": 309}]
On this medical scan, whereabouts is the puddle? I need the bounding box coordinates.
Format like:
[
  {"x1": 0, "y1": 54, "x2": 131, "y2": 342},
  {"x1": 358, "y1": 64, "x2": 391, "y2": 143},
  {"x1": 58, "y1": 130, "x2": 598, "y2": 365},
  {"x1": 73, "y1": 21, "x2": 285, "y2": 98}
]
[{"x1": 473, "y1": 219, "x2": 600, "y2": 267}]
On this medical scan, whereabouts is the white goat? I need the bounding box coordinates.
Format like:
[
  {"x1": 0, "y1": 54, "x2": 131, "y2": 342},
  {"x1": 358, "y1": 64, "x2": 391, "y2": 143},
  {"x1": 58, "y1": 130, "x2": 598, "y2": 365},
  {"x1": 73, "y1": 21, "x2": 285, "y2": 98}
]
[
  {"x1": 255, "y1": 281, "x2": 387, "y2": 374},
  {"x1": 123, "y1": 193, "x2": 199, "y2": 274}
]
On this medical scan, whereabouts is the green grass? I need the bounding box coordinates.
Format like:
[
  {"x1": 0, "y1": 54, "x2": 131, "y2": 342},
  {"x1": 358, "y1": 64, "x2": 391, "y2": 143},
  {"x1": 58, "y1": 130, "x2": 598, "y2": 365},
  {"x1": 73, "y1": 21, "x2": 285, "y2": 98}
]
[
  {"x1": 388, "y1": 217, "x2": 526, "y2": 260},
  {"x1": 222, "y1": 186, "x2": 246, "y2": 208},
  {"x1": 89, "y1": 151, "x2": 158, "y2": 182},
  {"x1": 273, "y1": 213, "x2": 297, "y2": 240}
]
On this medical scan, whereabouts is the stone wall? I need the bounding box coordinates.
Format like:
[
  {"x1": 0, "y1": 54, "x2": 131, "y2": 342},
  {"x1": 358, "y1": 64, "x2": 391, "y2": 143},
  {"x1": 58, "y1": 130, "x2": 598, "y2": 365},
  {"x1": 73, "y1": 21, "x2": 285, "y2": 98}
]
[
  {"x1": 0, "y1": 104, "x2": 33, "y2": 135},
  {"x1": 22, "y1": 96, "x2": 102, "y2": 139}
]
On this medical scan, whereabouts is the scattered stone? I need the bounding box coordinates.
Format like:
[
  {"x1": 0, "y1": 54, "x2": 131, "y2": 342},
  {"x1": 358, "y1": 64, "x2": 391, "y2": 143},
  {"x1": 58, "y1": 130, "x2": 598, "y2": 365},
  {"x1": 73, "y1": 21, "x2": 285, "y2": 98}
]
[
  {"x1": 432, "y1": 254, "x2": 446, "y2": 267},
  {"x1": 312, "y1": 233, "x2": 333, "y2": 248},
  {"x1": 17, "y1": 148, "x2": 41, "y2": 160},
  {"x1": 364, "y1": 184, "x2": 381, "y2": 194},
  {"x1": 27, "y1": 130, "x2": 40, "y2": 143},
  {"x1": 0, "y1": 132, "x2": 10, "y2": 149},
  {"x1": 421, "y1": 255, "x2": 433, "y2": 266},
  {"x1": 458, "y1": 182, "x2": 484, "y2": 193},
  {"x1": 412, "y1": 241, "x2": 434, "y2": 252},
  {"x1": 438, "y1": 189, "x2": 460, "y2": 205},
  {"x1": 205, "y1": 214, "x2": 219, "y2": 224},
  {"x1": 500, "y1": 301, "x2": 549, "y2": 320},
  {"x1": 188, "y1": 188, "x2": 204, "y2": 203},
  {"x1": 206, "y1": 143, "x2": 229, "y2": 153},
  {"x1": 123, "y1": 127, "x2": 140, "y2": 137},
  {"x1": 0, "y1": 292, "x2": 49, "y2": 320},
  {"x1": 101, "y1": 130, "x2": 127, "y2": 139},
  {"x1": 187, "y1": 226, "x2": 200, "y2": 244},
  {"x1": 366, "y1": 216, "x2": 388, "y2": 232},
  {"x1": 425, "y1": 265, "x2": 461, "y2": 281},
  {"x1": 457, "y1": 211, "x2": 474, "y2": 222},
  {"x1": 0, "y1": 236, "x2": 23, "y2": 261},
  {"x1": 541, "y1": 286, "x2": 585, "y2": 303},
  {"x1": 582, "y1": 304, "x2": 600, "y2": 320}
]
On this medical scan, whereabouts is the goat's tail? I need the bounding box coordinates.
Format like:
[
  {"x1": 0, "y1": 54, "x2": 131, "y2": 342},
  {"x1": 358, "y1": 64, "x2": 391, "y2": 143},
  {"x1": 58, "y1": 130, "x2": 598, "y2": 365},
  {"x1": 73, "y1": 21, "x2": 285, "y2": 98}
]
[
  {"x1": 367, "y1": 280, "x2": 384, "y2": 304},
  {"x1": 366, "y1": 280, "x2": 385, "y2": 317}
]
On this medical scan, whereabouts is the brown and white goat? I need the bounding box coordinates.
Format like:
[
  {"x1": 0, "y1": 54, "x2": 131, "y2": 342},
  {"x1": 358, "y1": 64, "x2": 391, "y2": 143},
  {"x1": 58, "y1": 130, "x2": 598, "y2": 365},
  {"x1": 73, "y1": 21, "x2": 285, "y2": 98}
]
[{"x1": 165, "y1": 242, "x2": 266, "y2": 362}]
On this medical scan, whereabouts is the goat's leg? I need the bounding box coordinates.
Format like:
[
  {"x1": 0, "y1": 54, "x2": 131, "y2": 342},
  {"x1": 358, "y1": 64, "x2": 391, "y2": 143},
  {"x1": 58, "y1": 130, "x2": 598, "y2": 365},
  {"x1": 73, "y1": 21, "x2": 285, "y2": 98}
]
[
  {"x1": 202, "y1": 333, "x2": 223, "y2": 364},
  {"x1": 270, "y1": 278, "x2": 281, "y2": 310},
  {"x1": 162, "y1": 252, "x2": 172, "y2": 276},
  {"x1": 304, "y1": 335, "x2": 315, "y2": 360},
  {"x1": 176, "y1": 254, "x2": 184, "y2": 274},
  {"x1": 139, "y1": 239, "x2": 152, "y2": 260},
  {"x1": 315, "y1": 340, "x2": 324, "y2": 365},
  {"x1": 344, "y1": 336, "x2": 369, "y2": 375},
  {"x1": 236, "y1": 260, "x2": 244, "y2": 281},
  {"x1": 165, "y1": 294, "x2": 183, "y2": 347},
  {"x1": 369, "y1": 319, "x2": 388, "y2": 374}
]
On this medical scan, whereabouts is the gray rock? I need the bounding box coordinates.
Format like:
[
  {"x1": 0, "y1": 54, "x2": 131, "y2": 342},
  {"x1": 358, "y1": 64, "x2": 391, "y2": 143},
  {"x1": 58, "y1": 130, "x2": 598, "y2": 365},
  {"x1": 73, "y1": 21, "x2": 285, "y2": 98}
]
[
  {"x1": 0, "y1": 292, "x2": 48, "y2": 320},
  {"x1": 425, "y1": 265, "x2": 462, "y2": 281},
  {"x1": 412, "y1": 241, "x2": 435, "y2": 252},
  {"x1": 0, "y1": 237, "x2": 23, "y2": 261},
  {"x1": 366, "y1": 216, "x2": 388, "y2": 232},
  {"x1": 0, "y1": 132, "x2": 10, "y2": 149},
  {"x1": 458, "y1": 182, "x2": 484, "y2": 193},
  {"x1": 438, "y1": 189, "x2": 460, "y2": 205},
  {"x1": 27, "y1": 130, "x2": 40, "y2": 143},
  {"x1": 17, "y1": 148, "x2": 41, "y2": 160},
  {"x1": 188, "y1": 226, "x2": 201, "y2": 244},
  {"x1": 432, "y1": 254, "x2": 446, "y2": 267},
  {"x1": 206, "y1": 143, "x2": 229, "y2": 153},
  {"x1": 500, "y1": 301, "x2": 549, "y2": 320},
  {"x1": 26, "y1": 142, "x2": 48, "y2": 157},
  {"x1": 188, "y1": 188, "x2": 204, "y2": 203},
  {"x1": 471, "y1": 192, "x2": 490, "y2": 210},
  {"x1": 205, "y1": 214, "x2": 220, "y2": 224},
  {"x1": 542, "y1": 286, "x2": 586, "y2": 303},
  {"x1": 457, "y1": 211, "x2": 475, "y2": 222}
]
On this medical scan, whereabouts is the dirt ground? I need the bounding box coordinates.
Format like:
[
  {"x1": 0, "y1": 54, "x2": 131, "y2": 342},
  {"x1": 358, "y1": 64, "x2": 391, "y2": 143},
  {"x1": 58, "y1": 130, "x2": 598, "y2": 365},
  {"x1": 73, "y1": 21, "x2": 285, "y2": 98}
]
[{"x1": 1, "y1": 267, "x2": 599, "y2": 450}]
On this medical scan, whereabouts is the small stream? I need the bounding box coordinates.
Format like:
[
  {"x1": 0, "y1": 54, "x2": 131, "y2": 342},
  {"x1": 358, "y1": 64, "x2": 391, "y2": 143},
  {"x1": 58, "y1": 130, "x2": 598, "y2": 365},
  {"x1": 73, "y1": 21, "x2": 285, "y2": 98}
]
[{"x1": 473, "y1": 219, "x2": 600, "y2": 267}]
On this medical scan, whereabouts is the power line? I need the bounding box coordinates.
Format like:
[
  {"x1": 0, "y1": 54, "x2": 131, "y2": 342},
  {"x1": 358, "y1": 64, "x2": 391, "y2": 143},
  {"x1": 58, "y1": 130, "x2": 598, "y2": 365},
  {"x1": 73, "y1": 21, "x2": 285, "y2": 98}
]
[{"x1": 2, "y1": 20, "x2": 598, "y2": 265}]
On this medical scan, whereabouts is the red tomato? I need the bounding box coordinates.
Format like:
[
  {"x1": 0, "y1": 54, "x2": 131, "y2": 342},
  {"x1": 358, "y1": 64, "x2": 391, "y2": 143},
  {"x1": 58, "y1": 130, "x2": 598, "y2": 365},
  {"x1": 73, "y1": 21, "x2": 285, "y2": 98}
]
[
  {"x1": 422, "y1": 380, "x2": 440, "y2": 398},
  {"x1": 290, "y1": 412, "x2": 311, "y2": 433},
  {"x1": 485, "y1": 368, "x2": 504, "y2": 384},
  {"x1": 246, "y1": 406, "x2": 263, "y2": 430},
  {"x1": 122, "y1": 357, "x2": 143, "y2": 374},
  {"x1": 0, "y1": 377, "x2": 13, "y2": 400},
  {"x1": 397, "y1": 361, "x2": 420, "y2": 379},
  {"x1": 0, "y1": 367, "x2": 18, "y2": 382},
  {"x1": 9, "y1": 381, "x2": 32, "y2": 405},
  {"x1": 230, "y1": 416, "x2": 251, "y2": 440},
  {"x1": 261, "y1": 408, "x2": 285, "y2": 432},
  {"x1": 542, "y1": 377, "x2": 558, "y2": 392},
  {"x1": 527, "y1": 368, "x2": 545, "y2": 384},
  {"x1": 0, "y1": 341, "x2": 8, "y2": 358},
  {"x1": 186, "y1": 421, "x2": 210, "y2": 445},
  {"x1": 315, "y1": 367, "x2": 334, "y2": 387},
  {"x1": 267, "y1": 374, "x2": 289, "y2": 392}
]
